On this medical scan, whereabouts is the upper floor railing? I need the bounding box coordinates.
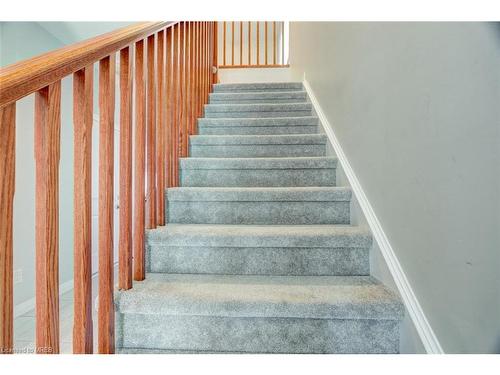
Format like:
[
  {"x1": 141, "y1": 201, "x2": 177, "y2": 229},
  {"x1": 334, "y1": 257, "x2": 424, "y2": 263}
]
[
  {"x1": 0, "y1": 21, "x2": 217, "y2": 354},
  {"x1": 219, "y1": 21, "x2": 289, "y2": 69}
]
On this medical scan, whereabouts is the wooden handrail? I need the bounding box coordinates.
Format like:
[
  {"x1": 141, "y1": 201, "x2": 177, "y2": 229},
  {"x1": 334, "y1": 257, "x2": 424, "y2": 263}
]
[
  {"x1": 0, "y1": 20, "x2": 217, "y2": 355},
  {"x1": 0, "y1": 22, "x2": 173, "y2": 108}
]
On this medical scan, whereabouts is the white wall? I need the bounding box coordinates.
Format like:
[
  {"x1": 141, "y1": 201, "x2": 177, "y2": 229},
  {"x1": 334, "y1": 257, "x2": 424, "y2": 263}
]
[
  {"x1": 1, "y1": 22, "x2": 123, "y2": 313},
  {"x1": 289, "y1": 22, "x2": 500, "y2": 353},
  {"x1": 1, "y1": 23, "x2": 75, "y2": 308},
  {"x1": 218, "y1": 67, "x2": 292, "y2": 83}
]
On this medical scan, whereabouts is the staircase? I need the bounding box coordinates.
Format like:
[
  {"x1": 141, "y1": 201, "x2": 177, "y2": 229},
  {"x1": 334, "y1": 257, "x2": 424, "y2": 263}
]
[{"x1": 115, "y1": 82, "x2": 404, "y2": 354}]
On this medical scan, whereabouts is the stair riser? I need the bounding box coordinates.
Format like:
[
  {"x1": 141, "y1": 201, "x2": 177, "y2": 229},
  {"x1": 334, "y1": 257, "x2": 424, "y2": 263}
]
[
  {"x1": 117, "y1": 314, "x2": 399, "y2": 354},
  {"x1": 198, "y1": 125, "x2": 318, "y2": 135},
  {"x1": 147, "y1": 245, "x2": 369, "y2": 276},
  {"x1": 213, "y1": 83, "x2": 303, "y2": 92},
  {"x1": 190, "y1": 144, "x2": 326, "y2": 158},
  {"x1": 180, "y1": 168, "x2": 336, "y2": 187},
  {"x1": 204, "y1": 111, "x2": 312, "y2": 118},
  {"x1": 166, "y1": 201, "x2": 350, "y2": 225}
]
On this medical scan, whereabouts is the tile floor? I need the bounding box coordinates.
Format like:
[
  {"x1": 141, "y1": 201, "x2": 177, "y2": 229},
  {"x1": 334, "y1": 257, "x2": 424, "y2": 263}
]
[{"x1": 13, "y1": 272, "x2": 107, "y2": 354}]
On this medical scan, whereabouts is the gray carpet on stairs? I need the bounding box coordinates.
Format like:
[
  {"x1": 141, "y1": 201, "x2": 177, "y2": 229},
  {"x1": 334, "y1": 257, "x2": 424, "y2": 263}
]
[{"x1": 115, "y1": 81, "x2": 404, "y2": 354}]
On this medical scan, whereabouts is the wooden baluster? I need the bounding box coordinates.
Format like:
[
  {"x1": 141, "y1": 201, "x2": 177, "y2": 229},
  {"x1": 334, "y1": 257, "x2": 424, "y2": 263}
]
[
  {"x1": 223, "y1": 21, "x2": 226, "y2": 67},
  {"x1": 118, "y1": 47, "x2": 133, "y2": 290},
  {"x1": 73, "y1": 66, "x2": 94, "y2": 353},
  {"x1": 133, "y1": 40, "x2": 146, "y2": 281},
  {"x1": 273, "y1": 21, "x2": 277, "y2": 65},
  {"x1": 240, "y1": 21, "x2": 243, "y2": 66},
  {"x1": 201, "y1": 22, "x2": 204, "y2": 113},
  {"x1": 156, "y1": 30, "x2": 166, "y2": 226},
  {"x1": 98, "y1": 55, "x2": 115, "y2": 354},
  {"x1": 165, "y1": 27, "x2": 173, "y2": 189},
  {"x1": 205, "y1": 22, "x2": 209, "y2": 95},
  {"x1": 256, "y1": 22, "x2": 260, "y2": 66},
  {"x1": 189, "y1": 22, "x2": 195, "y2": 136},
  {"x1": 281, "y1": 22, "x2": 285, "y2": 65},
  {"x1": 265, "y1": 21, "x2": 268, "y2": 65},
  {"x1": 211, "y1": 22, "x2": 216, "y2": 89},
  {"x1": 248, "y1": 22, "x2": 251, "y2": 66},
  {"x1": 182, "y1": 22, "x2": 189, "y2": 157},
  {"x1": 231, "y1": 22, "x2": 235, "y2": 66},
  {"x1": 35, "y1": 82, "x2": 61, "y2": 355},
  {"x1": 172, "y1": 24, "x2": 179, "y2": 186},
  {"x1": 0, "y1": 103, "x2": 16, "y2": 355},
  {"x1": 179, "y1": 22, "x2": 186, "y2": 159},
  {"x1": 146, "y1": 34, "x2": 157, "y2": 229},
  {"x1": 213, "y1": 21, "x2": 218, "y2": 85},
  {"x1": 196, "y1": 22, "x2": 201, "y2": 119},
  {"x1": 200, "y1": 23, "x2": 204, "y2": 110}
]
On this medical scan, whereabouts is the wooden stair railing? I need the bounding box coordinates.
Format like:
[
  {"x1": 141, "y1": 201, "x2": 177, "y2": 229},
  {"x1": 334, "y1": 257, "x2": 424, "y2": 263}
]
[
  {"x1": 219, "y1": 21, "x2": 288, "y2": 69},
  {"x1": 0, "y1": 21, "x2": 217, "y2": 354}
]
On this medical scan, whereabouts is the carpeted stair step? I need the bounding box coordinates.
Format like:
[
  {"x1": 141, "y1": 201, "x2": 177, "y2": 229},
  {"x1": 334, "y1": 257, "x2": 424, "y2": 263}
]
[
  {"x1": 212, "y1": 82, "x2": 303, "y2": 92},
  {"x1": 204, "y1": 103, "x2": 312, "y2": 118},
  {"x1": 146, "y1": 224, "x2": 371, "y2": 276},
  {"x1": 179, "y1": 157, "x2": 337, "y2": 187},
  {"x1": 166, "y1": 187, "x2": 351, "y2": 225},
  {"x1": 198, "y1": 116, "x2": 319, "y2": 135},
  {"x1": 189, "y1": 134, "x2": 326, "y2": 158},
  {"x1": 115, "y1": 274, "x2": 404, "y2": 353},
  {"x1": 209, "y1": 91, "x2": 308, "y2": 104}
]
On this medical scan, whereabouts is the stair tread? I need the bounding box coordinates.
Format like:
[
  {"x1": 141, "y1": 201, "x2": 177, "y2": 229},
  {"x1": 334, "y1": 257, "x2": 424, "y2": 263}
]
[
  {"x1": 147, "y1": 224, "x2": 371, "y2": 248},
  {"x1": 205, "y1": 103, "x2": 312, "y2": 112},
  {"x1": 210, "y1": 90, "x2": 307, "y2": 98},
  {"x1": 180, "y1": 156, "x2": 337, "y2": 170},
  {"x1": 198, "y1": 116, "x2": 319, "y2": 127},
  {"x1": 167, "y1": 186, "x2": 351, "y2": 201},
  {"x1": 116, "y1": 273, "x2": 404, "y2": 321},
  {"x1": 189, "y1": 134, "x2": 326, "y2": 145}
]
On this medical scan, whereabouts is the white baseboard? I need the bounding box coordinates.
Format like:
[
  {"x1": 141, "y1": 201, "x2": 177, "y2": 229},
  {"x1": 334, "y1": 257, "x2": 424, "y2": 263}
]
[
  {"x1": 14, "y1": 263, "x2": 118, "y2": 318},
  {"x1": 303, "y1": 78, "x2": 444, "y2": 354},
  {"x1": 14, "y1": 278, "x2": 74, "y2": 318}
]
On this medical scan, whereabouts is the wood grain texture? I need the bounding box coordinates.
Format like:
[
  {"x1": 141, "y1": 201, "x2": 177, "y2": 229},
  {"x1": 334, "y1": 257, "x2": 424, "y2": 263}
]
[
  {"x1": 273, "y1": 21, "x2": 277, "y2": 65},
  {"x1": 35, "y1": 82, "x2": 61, "y2": 354},
  {"x1": 203, "y1": 23, "x2": 207, "y2": 106},
  {"x1": 178, "y1": 23, "x2": 186, "y2": 161},
  {"x1": 172, "y1": 24, "x2": 180, "y2": 187},
  {"x1": 182, "y1": 22, "x2": 191, "y2": 158},
  {"x1": 146, "y1": 34, "x2": 157, "y2": 229},
  {"x1": 248, "y1": 22, "x2": 251, "y2": 65},
  {"x1": 188, "y1": 22, "x2": 194, "y2": 136},
  {"x1": 72, "y1": 67, "x2": 94, "y2": 354},
  {"x1": 239, "y1": 21, "x2": 243, "y2": 66},
  {"x1": 98, "y1": 55, "x2": 115, "y2": 354},
  {"x1": 223, "y1": 21, "x2": 226, "y2": 67},
  {"x1": 231, "y1": 22, "x2": 235, "y2": 66},
  {"x1": 256, "y1": 22, "x2": 260, "y2": 65},
  {"x1": 0, "y1": 103, "x2": 15, "y2": 354},
  {"x1": 133, "y1": 40, "x2": 146, "y2": 281},
  {"x1": 156, "y1": 30, "x2": 166, "y2": 226},
  {"x1": 119, "y1": 47, "x2": 133, "y2": 290},
  {"x1": 165, "y1": 28, "x2": 173, "y2": 188},
  {"x1": 281, "y1": 22, "x2": 285, "y2": 64},
  {"x1": 213, "y1": 21, "x2": 219, "y2": 84},
  {"x1": 0, "y1": 22, "x2": 175, "y2": 108},
  {"x1": 195, "y1": 22, "x2": 201, "y2": 121},
  {"x1": 265, "y1": 22, "x2": 268, "y2": 65}
]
